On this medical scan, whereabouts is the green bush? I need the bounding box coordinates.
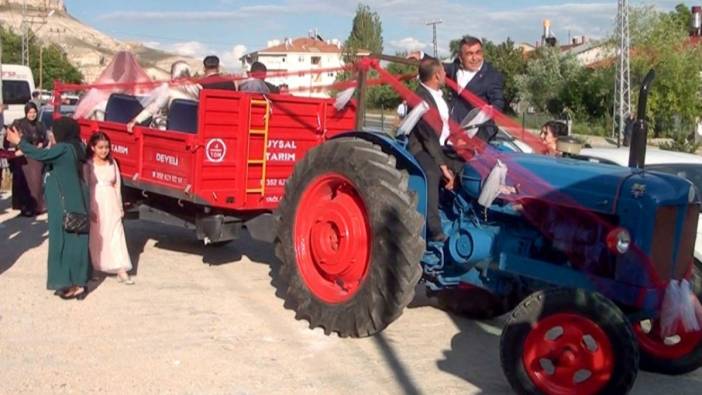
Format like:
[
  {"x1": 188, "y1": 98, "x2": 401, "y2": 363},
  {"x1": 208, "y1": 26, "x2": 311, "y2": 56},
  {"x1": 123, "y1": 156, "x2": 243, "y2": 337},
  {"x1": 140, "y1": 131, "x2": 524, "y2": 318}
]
[{"x1": 658, "y1": 136, "x2": 701, "y2": 153}]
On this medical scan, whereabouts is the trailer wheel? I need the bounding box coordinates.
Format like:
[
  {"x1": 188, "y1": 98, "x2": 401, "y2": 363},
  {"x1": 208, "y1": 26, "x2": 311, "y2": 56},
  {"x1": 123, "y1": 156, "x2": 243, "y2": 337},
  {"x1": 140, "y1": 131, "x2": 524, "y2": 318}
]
[
  {"x1": 273, "y1": 137, "x2": 424, "y2": 337},
  {"x1": 633, "y1": 318, "x2": 702, "y2": 375},
  {"x1": 435, "y1": 284, "x2": 513, "y2": 319},
  {"x1": 500, "y1": 288, "x2": 638, "y2": 395}
]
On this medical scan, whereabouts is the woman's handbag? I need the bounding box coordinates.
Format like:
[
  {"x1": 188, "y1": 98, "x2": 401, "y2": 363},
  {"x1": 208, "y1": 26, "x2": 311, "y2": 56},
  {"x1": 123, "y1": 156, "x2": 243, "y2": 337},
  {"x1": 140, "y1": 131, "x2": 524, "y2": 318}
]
[
  {"x1": 62, "y1": 210, "x2": 89, "y2": 234},
  {"x1": 56, "y1": 146, "x2": 89, "y2": 234}
]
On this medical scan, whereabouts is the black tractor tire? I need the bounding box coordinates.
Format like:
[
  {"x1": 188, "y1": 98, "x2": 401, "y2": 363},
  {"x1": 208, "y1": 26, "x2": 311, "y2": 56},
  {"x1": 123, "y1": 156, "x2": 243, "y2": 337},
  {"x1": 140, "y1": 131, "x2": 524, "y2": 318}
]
[
  {"x1": 634, "y1": 320, "x2": 702, "y2": 375},
  {"x1": 500, "y1": 288, "x2": 639, "y2": 395},
  {"x1": 435, "y1": 285, "x2": 513, "y2": 320},
  {"x1": 273, "y1": 137, "x2": 425, "y2": 338}
]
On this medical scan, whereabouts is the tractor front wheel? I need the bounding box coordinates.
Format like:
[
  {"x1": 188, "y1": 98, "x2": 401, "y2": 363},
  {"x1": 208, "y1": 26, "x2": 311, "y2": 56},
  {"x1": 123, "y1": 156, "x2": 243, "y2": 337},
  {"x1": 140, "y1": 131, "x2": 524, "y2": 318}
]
[
  {"x1": 273, "y1": 137, "x2": 425, "y2": 337},
  {"x1": 500, "y1": 288, "x2": 638, "y2": 395},
  {"x1": 633, "y1": 318, "x2": 702, "y2": 375}
]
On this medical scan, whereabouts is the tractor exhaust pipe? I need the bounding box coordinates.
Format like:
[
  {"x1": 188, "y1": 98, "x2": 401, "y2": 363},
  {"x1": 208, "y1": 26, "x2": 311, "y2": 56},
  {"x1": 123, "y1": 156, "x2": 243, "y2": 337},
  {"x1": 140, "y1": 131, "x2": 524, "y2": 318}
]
[{"x1": 628, "y1": 69, "x2": 656, "y2": 169}]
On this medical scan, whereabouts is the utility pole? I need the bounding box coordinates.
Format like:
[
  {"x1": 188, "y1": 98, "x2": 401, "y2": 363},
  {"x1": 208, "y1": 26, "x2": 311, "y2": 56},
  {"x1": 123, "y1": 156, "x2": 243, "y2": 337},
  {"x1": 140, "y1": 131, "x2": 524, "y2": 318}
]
[
  {"x1": 612, "y1": 0, "x2": 631, "y2": 147},
  {"x1": 21, "y1": 0, "x2": 29, "y2": 66},
  {"x1": 425, "y1": 20, "x2": 442, "y2": 58}
]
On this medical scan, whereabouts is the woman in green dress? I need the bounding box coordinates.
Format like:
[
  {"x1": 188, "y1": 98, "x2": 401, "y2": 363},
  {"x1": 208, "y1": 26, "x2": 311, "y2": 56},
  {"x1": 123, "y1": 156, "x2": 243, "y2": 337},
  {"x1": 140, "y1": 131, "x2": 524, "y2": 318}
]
[{"x1": 6, "y1": 117, "x2": 91, "y2": 299}]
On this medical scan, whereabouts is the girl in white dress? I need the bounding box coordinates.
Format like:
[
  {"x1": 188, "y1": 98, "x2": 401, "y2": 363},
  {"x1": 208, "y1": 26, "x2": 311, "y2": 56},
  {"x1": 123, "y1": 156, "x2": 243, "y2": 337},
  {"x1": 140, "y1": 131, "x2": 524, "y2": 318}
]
[{"x1": 84, "y1": 131, "x2": 134, "y2": 284}]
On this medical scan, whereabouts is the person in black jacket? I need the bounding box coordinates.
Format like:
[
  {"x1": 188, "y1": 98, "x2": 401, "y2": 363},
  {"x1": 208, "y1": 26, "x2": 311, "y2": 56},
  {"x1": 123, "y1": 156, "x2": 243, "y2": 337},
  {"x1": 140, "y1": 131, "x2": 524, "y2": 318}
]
[
  {"x1": 10, "y1": 102, "x2": 48, "y2": 216},
  {"x1": 200, "y1": 55, "x2": 238, "y2": 91},
  {"x1": 445, "y1": 36, "x2": 504, "y2": 123},
  {"x1": 408, "y1": 58, "x2": 458, "y2": 241},
  {"x1": 413, "y1": 36, "x2": 505, "y2": 124}
]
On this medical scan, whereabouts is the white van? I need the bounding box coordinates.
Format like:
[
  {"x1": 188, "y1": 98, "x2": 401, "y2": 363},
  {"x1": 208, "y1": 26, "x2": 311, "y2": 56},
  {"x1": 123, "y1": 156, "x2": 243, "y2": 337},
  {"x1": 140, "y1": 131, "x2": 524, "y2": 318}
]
[{"x1": 1, "y1": 64, "x2": 36, "y2": 126}]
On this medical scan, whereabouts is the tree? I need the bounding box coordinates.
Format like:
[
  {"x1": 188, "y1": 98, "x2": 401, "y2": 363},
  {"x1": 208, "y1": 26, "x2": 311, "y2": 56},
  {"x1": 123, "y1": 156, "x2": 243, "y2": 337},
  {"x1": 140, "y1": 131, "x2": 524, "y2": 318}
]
[
  {"x1": 627, "y1": 5, "x2": 702, "y2": 137},
  {"x1": 514, "y1": 47, "x2": 583, "y2": 115},
  {"x1": 670, "y1": 3, "x2": 693, "y2": 33},
  {"x1": 0, "y1": 27, "x2": 83, "y2": 89},
  {"x1": 367, "y1": 54, "x2": 418, "y2": 109},
  {"x1": 343, "y1": 3, "x2": 383, "y2": 62}
]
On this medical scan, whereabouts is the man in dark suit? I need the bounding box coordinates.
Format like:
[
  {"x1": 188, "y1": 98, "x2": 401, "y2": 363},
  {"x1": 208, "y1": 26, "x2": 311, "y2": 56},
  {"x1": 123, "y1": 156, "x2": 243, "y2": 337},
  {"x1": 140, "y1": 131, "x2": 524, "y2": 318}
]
[
  {"x1": 408, "y1": 58, "x2": 457, "y2": 241},
  {"x1": 414, "y1": 36, "x2": 505, "y2": 124},
  {"x1": 444, "y1": 36, "x2": 504, "y2": 123},
  {"x1": 200, "y1": 55, "x2": 237, "y2": 91}
]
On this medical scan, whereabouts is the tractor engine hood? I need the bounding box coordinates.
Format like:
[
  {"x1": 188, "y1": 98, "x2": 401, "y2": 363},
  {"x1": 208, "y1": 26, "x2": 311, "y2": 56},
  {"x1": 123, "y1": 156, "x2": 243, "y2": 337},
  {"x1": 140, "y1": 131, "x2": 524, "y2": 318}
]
[{"x1": 499, "y1": 153, "x2": 693, "y2": 213}]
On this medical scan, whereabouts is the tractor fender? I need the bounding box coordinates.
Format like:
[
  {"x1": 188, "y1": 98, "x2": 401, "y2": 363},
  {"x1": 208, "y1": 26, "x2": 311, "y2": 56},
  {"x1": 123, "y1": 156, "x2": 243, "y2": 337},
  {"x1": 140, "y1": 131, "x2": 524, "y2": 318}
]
[{"x1": 331, "y1": 132, "x2": 428, "y2": 220}]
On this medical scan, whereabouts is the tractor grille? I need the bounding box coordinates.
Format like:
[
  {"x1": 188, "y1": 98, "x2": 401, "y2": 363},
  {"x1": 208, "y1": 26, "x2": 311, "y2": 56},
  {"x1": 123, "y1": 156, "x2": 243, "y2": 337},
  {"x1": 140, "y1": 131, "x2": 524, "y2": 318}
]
[{"x1": 650, "y1": 205, "x2": 698, "y2": 281}]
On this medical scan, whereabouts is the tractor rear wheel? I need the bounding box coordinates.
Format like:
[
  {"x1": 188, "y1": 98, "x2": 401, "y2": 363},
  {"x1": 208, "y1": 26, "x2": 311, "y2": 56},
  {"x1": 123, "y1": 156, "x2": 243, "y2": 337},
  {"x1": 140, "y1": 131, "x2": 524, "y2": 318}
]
[
  {"x1": 500, "y1": 288, "x2": 639, "y2": 395},
  {"x1": 273, "y1": 137, "x2": 425, "y2": 337}
]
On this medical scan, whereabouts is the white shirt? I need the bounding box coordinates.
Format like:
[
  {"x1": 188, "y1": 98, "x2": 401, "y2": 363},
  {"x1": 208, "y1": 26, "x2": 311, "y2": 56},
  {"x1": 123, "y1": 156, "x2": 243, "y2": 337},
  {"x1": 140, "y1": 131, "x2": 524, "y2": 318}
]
[
  {"x1": 456, "y1": 62, "x2": 483, "y2": 92},
  {"x1": 420, "y1": 82, "x2": 451, "y2": 145}
]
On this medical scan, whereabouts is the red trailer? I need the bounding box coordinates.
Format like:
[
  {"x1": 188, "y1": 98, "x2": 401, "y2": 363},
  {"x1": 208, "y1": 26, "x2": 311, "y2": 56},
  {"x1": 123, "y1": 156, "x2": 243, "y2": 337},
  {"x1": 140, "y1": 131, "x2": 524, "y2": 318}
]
[{"x1": 75, "y1": 88, "x2": 356, "y2": 244}]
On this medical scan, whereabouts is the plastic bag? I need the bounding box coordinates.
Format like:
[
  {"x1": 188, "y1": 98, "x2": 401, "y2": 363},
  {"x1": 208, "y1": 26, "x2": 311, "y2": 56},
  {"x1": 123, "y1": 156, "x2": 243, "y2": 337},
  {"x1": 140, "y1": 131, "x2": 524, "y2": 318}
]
[
  {"x1": 397, "y1": 101, "x2": 429, "y2": 137},
  {"x1": 478, "y1": 160, "x2": 507, "y2": 208},
  {"x1": 334, "y1": 87, "x2": 356, "y2": 111},
  {"x1": 660, "y1": 279, "x2": 702, "y2": 337},
  {"x1": 660, "y1": 280, "x2": 682, "y2": 337}
]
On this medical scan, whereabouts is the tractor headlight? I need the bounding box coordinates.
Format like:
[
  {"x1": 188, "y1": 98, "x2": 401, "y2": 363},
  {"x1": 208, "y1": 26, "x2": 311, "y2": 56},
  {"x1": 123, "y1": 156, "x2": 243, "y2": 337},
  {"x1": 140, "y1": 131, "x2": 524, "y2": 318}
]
[{"x1": 606, "y1": 227, "x2": 631, "y2": 254}]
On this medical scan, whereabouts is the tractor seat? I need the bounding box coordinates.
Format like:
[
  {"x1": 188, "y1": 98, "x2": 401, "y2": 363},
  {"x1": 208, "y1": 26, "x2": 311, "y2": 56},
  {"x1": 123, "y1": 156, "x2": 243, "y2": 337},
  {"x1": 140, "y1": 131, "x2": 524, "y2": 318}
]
[
  {"x1": 104, "y1": 93, "x2": 144, "y2": 123},
  {"x1": 167, "y1": 99, "x2": 198, "y2": 133}
]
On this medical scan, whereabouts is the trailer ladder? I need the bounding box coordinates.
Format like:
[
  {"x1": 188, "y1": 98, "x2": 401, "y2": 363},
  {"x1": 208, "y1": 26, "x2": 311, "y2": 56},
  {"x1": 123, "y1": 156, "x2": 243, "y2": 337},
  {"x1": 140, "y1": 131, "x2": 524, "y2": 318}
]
[{"x1": 246, "y1": 98, "x2": 271, "y2": 195}]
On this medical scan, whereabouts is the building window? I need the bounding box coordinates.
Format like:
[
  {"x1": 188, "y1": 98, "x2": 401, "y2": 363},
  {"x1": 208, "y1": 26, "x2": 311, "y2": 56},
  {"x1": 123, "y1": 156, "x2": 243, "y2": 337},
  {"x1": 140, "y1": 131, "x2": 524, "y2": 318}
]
[
  {"x1": 298, "y1": 56, "x2": 305, "y2": 62},
  {"x1": 311, "y1": 56, "x2": 321, "y2": 65},
  {"x1": 328, "y1": 72, "x2": 335, "y2": 77}
]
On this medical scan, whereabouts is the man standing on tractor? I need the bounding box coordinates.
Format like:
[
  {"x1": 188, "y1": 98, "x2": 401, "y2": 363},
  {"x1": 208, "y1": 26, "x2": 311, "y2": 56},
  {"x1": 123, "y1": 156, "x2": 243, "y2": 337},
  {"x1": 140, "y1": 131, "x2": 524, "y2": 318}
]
[{"x1": 412, "y1": 36, "x2": 505, "y2": 123}]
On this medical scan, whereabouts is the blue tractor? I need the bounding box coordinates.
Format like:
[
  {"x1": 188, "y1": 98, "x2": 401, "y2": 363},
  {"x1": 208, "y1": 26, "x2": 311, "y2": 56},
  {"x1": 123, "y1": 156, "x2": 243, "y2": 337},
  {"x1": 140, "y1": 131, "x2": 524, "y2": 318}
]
[{"x1": 273, "y1": 70, "x2": 702, "y2": 394}]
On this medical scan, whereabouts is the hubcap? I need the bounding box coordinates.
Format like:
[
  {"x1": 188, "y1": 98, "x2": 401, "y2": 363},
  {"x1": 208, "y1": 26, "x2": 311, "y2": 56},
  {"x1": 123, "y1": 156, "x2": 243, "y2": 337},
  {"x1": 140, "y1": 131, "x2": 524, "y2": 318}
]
[
  {"x1": 293, "y1": 173, "x2": 371, "y2": 303},
  {"x1": 522, "y1": 313, "x2": 614, "y2": 395}
]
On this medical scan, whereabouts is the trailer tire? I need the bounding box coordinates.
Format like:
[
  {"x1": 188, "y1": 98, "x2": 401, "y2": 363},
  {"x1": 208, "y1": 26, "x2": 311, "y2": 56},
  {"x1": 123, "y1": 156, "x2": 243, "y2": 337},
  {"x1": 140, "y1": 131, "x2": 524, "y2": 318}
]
[
  {"x1": 273, "y1": 137, "x2": 424, "y2": 337},
  {"x1": 500, "y1": 288, "x2": 638, "y2": 395}
]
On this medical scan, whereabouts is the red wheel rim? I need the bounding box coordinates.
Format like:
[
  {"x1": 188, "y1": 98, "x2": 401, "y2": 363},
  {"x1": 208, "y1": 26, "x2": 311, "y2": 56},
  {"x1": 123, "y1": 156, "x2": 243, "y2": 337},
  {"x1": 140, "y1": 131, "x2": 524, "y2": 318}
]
[
  {"x1": 293, "y1": 173, "x2": 371, "y2": 304},
  {"x1": 522, "y1": 313, "x2": 614, "y2": 395},
  {"x1": 634, "y1": 319, "x2": 702, "y2": 360}
]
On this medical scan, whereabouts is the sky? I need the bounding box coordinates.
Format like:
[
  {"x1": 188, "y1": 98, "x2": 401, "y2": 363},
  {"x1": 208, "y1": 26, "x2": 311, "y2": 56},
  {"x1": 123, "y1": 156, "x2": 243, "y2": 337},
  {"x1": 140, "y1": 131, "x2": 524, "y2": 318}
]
[{"x1": 64, "y1": 0, "x2": 684, "y2": 69}]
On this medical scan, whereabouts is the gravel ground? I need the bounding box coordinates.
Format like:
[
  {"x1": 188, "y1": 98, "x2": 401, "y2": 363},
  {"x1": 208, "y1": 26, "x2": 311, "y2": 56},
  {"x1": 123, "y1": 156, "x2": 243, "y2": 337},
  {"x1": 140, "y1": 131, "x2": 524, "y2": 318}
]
[{"x1": 1, "y1": 191, "x2": 701, "y2": 394}]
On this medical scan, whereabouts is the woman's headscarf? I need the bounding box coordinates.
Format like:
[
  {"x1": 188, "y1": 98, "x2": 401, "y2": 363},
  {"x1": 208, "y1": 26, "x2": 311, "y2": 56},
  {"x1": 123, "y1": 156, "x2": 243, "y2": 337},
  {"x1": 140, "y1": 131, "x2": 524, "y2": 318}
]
[
  {"x1": 52, "y1": 116, "x2": 86, "y2": 162},
  {"x1": 24, "y1": 102, "x2": 39, "y2": 125}
]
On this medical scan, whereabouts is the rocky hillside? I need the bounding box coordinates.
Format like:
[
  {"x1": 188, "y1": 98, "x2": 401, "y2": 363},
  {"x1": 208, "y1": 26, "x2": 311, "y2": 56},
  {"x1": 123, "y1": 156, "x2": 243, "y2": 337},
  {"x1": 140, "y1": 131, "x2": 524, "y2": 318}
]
[{"x1": 0, "y1": 0, "x2": 200, "y2": 82}]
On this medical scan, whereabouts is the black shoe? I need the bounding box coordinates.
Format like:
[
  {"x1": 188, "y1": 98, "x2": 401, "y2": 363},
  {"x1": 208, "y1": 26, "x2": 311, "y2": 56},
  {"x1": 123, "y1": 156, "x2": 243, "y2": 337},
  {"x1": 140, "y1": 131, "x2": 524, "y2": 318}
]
[{"x1": 75, "y1": 289, "x2": 88, "y2": 301}]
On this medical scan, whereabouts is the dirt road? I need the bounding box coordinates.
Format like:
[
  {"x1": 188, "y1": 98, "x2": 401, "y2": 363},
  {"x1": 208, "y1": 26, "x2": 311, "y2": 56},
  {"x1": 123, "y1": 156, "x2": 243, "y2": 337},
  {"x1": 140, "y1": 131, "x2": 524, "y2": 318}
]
[{"x1": 1, "y1": 192, "x2": 701, "y2": 394}]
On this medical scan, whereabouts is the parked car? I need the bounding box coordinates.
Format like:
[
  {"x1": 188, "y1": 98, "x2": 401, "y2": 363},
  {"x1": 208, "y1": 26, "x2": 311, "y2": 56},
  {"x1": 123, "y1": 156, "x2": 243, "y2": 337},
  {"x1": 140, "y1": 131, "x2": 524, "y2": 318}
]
[
  {"x1": 38, "y1": 104, "x2": 77, "y2": 130},
  {"x1": 576, "y1": 147, "x2": 702, "y2": 268}
]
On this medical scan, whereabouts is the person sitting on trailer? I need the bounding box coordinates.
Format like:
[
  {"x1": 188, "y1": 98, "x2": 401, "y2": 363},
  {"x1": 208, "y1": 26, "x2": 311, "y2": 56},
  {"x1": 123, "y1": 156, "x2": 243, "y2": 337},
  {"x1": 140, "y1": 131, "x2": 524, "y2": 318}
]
[
  {"x1": 238, "y1": 62, "x2": 279, "y2": 94},
  {"x1": 200, "y1": 55, "x2": 237, "y2": 91},
  {"x1": 127, "y1": 61, "x2": 201, "y2": 132}
]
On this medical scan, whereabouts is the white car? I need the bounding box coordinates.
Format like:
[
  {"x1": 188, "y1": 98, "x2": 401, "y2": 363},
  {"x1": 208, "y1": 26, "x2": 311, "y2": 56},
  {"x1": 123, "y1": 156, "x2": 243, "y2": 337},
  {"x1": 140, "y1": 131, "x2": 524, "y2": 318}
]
[{"x1": 577, "y1": 147, "x2": 702, "y2": 267}]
